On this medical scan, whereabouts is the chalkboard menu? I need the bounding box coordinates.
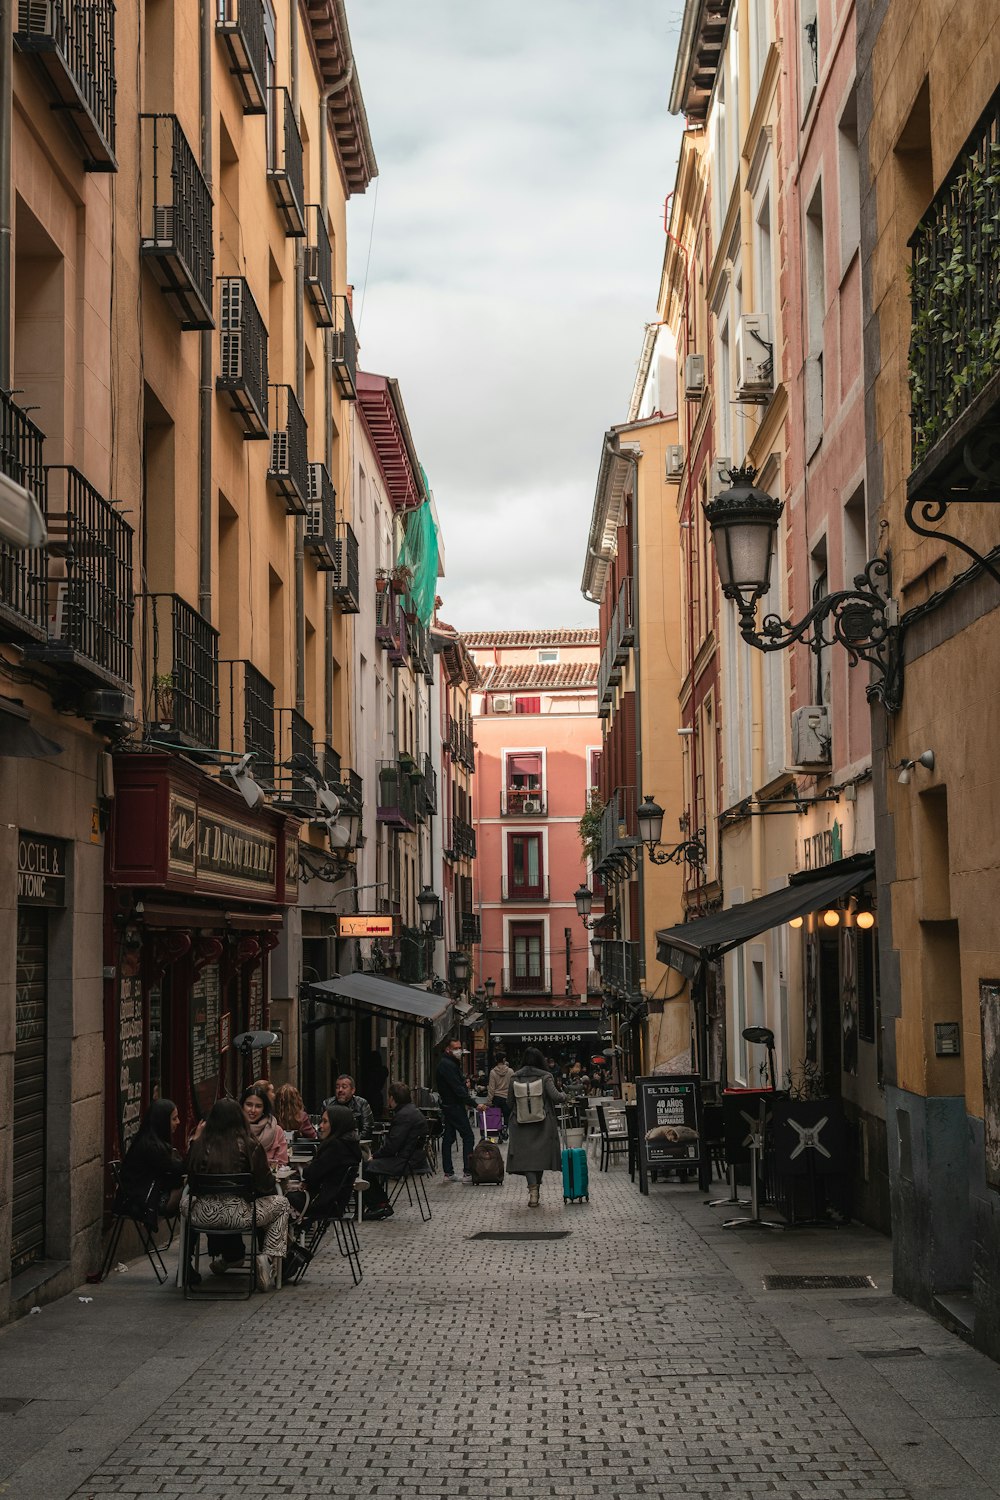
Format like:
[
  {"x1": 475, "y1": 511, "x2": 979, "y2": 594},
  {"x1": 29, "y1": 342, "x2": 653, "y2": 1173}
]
[
  {"x1": 248, "y1": 964, "x2": 264, "y2": 1081},
  {"x1": 191, "y1": 963, "x2": 221, "y2": 1120},
  {"x1": 636, "y1": 1074, "x2": 708, "y2": 1195},
  {"x1": 117, "y1": 930, "x2": 144, "y2": 1155}
]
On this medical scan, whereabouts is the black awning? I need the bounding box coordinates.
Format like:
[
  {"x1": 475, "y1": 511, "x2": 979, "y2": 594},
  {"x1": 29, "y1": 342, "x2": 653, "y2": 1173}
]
[
  {"x1": 656, "y1": 858, "x2": 876, "y2": 974},
  {"x1": 303, "y1": 972, "x2": 451, "y2": 1027},
  {"x1": 0, "y1": 699, "x2": 63, "y2": 759}
]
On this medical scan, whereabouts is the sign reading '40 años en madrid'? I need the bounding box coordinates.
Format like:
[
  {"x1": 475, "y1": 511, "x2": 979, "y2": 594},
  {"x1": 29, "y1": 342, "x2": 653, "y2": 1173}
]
[{"x1": 168, "y1": 795, "x2": 276, "y2": 892}]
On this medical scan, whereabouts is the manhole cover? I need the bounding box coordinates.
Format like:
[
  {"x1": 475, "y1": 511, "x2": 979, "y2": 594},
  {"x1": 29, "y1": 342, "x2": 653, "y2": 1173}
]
[
  {"x1": 469, "y1": 1231, "x2": 570, "y2": 1241},
  {"x1": 763, "y1": 1274, "x2": 876, "y2": 1291}
]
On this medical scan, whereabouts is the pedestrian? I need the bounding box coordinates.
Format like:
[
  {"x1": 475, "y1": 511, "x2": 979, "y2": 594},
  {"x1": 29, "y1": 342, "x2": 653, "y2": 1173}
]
[
  {"x1": 118, "y1": 1098, "x2": 185, "y2": 1223},
  {"x1": 435, "y1": 1038, "x2": 476, "y2": 1183},
  {"x1": 241, "y1": 1084, "x2": 288, "y2": 1168},
  {"x1": 506, "y1": 1046, "x2": 565, "y2": 1208},
  {"x1": 362, "y1": 1083, "x2": 429, "y2": 1220},
  {"x1": 323, "y1": 1074, "x2": 375, "y2": 1141},
  {"x1": 486, "y1": 1051, "x2": 514, "y2": 1133}
]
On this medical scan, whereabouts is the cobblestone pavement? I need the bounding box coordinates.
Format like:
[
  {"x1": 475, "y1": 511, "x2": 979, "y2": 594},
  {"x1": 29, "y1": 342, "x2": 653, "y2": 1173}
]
[{"x1": 2, "y1": 1156, "x2": 1000, "y2": 1500}]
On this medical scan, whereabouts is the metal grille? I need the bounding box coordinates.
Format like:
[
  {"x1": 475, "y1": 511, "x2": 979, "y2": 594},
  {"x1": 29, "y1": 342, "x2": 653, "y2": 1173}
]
[
  {"x1": 139, "y1": 114, "x2": 213, "y2": 329},
  {"x1": 331, "y1": 295, "x2": 358, "y2": 399},
  {"x1": 600, "y1": 939, "x2": 640, "y2": 997},
  {"x1": 215, "y1": 0, "x2": 267, "y2": 114},
  {"x1": 16, "y1": 0, "x2": 116, "y2": 166},
  {"x1": 273, "y1": 708, "x2": 315, "y2": 806},
  {"x1": 42, "y1": 466, "x2": 134, "y2": 684},
  {"x1": 304, "y1": 205, "x2": 333, "y2": 326},
  {"x1": 12, "y1": 907, "x2": 47, "y2": 1275},
  {"x1": 266, "y1": 85, "x2": 305, "y2": 236},
  {"x1": 377, "y1": 760, "x2": 416, "y2": 829},
  {"x1": 763, "y1": 1274, "x2": 876, "y2": 1291},
  {"x1": 220, "y1": 658, "x2": 275, "y2": 765},
  {"x1": 0, "y1": 389, "x2": 46, "y2": 635},
  {"x1": 423, "y1": 752, "x2": 437, "y2": 814},
  {"x1": 218, "y1": 276, "x2": 268, "y2": 436},
  {"x1": 332, "y1": 523, "x2": 360, "y2": 611},
  {"x1": 267, "y1": 384, "x2": 308, "y2": 512},
  {"x1": 143, "y1": 593, "x2": 219, "y2": 747},
  {"x1": 452, "y1": 816, "x2": 477, "y2": 859}
]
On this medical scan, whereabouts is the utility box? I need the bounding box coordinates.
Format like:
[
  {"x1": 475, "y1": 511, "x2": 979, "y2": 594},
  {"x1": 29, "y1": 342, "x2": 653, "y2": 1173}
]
[{"x1": 791, "y1": 705, "x2": 832, "y2": 768}]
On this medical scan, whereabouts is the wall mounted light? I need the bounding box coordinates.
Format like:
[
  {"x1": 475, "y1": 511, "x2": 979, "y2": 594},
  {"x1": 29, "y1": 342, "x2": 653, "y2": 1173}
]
[
  {"x1": 788, "y1": 915, "x2": 804, "y2": 930},
  {"x1": 223, "y1": 752, "x2": 264, "y2": 809},
  {"x1": 896, "y1": 749, "x2": 934, "y2": 785},
  {"x1": 821, "y1": 907, "x2": 841, "y2": 928},
  {"x1": 417, "y1": 885, "x2": 442, "y2": 934},
  {"x1": 636, "y1": 795, "x2": 707, "y2": 870},
  {"x1": 854, "y1": 893, "x2": 876, "y2": 930}
]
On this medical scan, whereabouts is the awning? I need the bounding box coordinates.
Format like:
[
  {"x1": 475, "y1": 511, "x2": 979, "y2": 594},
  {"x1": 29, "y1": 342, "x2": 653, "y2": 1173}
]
[
  {"x1": 302, "y1": 971, "x2": 452, "y2": 1035},
  {"x1": 1, "y1": 699, "x2": 63, "y2": 759},
  {"x1": 656, "y1": 857, "x2": 876, "y2": 976}
]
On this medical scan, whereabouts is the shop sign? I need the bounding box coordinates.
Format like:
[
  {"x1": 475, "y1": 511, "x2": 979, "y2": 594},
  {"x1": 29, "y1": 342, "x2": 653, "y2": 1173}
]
[
  {"x1": 118, "y1": 931, "x2": 145, "y2": 1155},
  {"x1": 636, "y1": 1074, "x2": 708, "y2": 1195},
  {"x1": 168, "y1": 796, "x2": 197, "y2": 875},
  {"x1": 219, "y1": 1011, "x2": 232, "y2": 1053},
  {"x1": 338, "y1": 914, "x2": 396, "y2": 938},
  {"x1": 285, "y1": 833, "x2": 299, "y2": 901},
  {"x1": 17, "y1": 832, "x2": 67, "y2": 907},
  {"x1": 802, "y1": 821, "x2": 843, "y2": 871},
  {"x1": 197, "y1": 811, "x2": 276, "y2": 890}
]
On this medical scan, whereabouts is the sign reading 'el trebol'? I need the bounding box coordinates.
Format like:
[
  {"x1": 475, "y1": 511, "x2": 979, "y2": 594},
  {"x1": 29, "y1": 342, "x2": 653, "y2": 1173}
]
[{"x1": 169, "y1": 796, "x2": 276, "y2": 892}]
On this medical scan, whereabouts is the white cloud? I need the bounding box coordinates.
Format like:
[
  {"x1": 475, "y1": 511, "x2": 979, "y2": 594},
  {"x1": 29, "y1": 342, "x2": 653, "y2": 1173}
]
[{"x1": 347, "y1": 0, "x2": 685, "y2": 630}]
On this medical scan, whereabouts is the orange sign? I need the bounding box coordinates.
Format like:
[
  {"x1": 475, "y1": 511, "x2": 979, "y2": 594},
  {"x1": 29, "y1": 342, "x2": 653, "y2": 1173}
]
[{"x1": 338, "y1": 914, "x2": 396, "y2": 938}]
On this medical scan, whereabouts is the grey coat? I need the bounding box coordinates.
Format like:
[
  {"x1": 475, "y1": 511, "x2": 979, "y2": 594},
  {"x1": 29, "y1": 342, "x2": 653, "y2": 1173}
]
[{"x1": 505, "y1": 1066, "x2": 565, "y2": 1176}]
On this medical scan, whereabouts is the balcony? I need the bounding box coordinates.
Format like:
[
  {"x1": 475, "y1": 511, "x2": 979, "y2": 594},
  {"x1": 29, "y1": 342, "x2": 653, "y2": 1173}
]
[
  {"x1": 461, "y1": 912, "x2": 482, "y2": 944},
  {"x1": 304, "y1": 205, "x2": 334, "y2": 327},
  {"x1": 331, "y1": 295, "x2": 358, "y2": 400},
  {"x1": 273, "y1": 707, "x2": 315, "y2": 809},
  {"x1": 375, "y1": 584, "x2": 403, "y2": 655},
  {"x1": 447, "y1": 713, "x2": 476, "y2": 772},
  {"x1": 908, "y1": 86, "x2": 1000, "y2": 510},
  {"x1": 15, "y1": 0, "x2": 116, "y2": 169},
  {"x1": 600, "y1": 939, "x2": 641, "y2": 997},
  {"x1": 331, "y1": 524, "x2": 361, "y2": 613},
  {"x1": 503, "y1": 967, "x2": 551, "y2": 996},
  {"x1": 216, "y1": 0, "x2": 267, "y2": 115},
  {"x1": 501, "y1": 875, "x2": 549, "y2": 901},
  {"x1": 0, "y1": 391, "x2": 47, "y2": 642},
  {"x1": 422, "y1": 752, "x2": 437, "y2": 814},
  {"x1": 599, "y1": 786, "x2": 640, "y2": 870},
  {"x1": 409, "y1": 614, "x2": 433, "y2": 680},
  {"x1": 217, "y1": 276, "x2": 268, "y2": 439},
  {"x1": 502, "y1": 787, "x2": 547, "y2": 816},
  {"x1": 266, "y1": 86, "x2": 305, "y2": 238},
  {"x1": 377, "y1": 760, "x2": 416, "y2": 831},
  {"x1": 450, "y1": 817, "x2": 477, "y2": 861},
  {"x1": 139, "y1": 115, "x2": 213, "y2": 331},
  {"x1": 19, "y1": 467, "x2": 133, "y2": 691},
  {"x1": 304, "y1": 462, "x2": 336, "y2": 568},
  {"x1": 611, "y1": 575, "x2": 634, "y2": 665},
  {"x1": 587, "y1": 967, "x2": 602, "y2": 996},
  {"x1": 141, "y1": 593, "x2": 219, "y2": 747},
  {"x1": 220, "y1": 658, "x2": 275, "y2": 766},
  {"x1": 267, "y1": 385, "x2": 308, "y2": 514}
]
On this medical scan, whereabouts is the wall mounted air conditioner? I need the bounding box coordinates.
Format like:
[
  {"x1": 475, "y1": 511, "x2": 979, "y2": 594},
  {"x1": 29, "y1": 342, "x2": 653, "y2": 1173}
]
[
  {"x1": 493, "y1": 695, "x2": 513, "y2": 713},
  {"x1": 684, "y1": 354, "x2": 706, "y2": 400},
  {"x1": 523, "y1": 798, "x2": 542, "y2": 814},
  {"x1": 710, "y1": 456, "x2": 731, "y2": 498},
  {"x1": 791, "y1": 704, "x2": 832, "y2": 768},
  {"x1": 665, "y1": 444, "x2": 685, "y2": 480},
  {"x1": 734, "y1": 314, "x2": 773, "y2": 398}
]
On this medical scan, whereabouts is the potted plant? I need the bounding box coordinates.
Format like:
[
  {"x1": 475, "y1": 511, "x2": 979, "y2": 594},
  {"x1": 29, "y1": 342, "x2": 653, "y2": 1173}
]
[
  {"x1": 375, "y1": 567, "x2": 391, "y2": 594},
  {"x1": 153, "y1": 672, "x2": 176, "y2": 727},
  {"x1": 390, "y1": 563, "x2": 413, "y2": 595}
]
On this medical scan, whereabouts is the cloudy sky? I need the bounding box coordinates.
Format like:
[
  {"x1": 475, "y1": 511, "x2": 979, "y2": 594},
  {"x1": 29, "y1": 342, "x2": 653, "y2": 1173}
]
[{"x1": 346, "y1": 1, "x2": 686, "y2": 632}]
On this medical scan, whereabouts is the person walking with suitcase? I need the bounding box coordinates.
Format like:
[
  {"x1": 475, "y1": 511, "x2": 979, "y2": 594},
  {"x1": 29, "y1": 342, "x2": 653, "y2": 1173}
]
[
  {"x1": 485, "y1": 1051, "x2": 514, "y2": 1140},
  {"x1": 436, "y1": 1039, "x2": 476, "y2": 1183},
  {"x1": 506, "y1": 1047, "x2": 565, "y2": 1207}
]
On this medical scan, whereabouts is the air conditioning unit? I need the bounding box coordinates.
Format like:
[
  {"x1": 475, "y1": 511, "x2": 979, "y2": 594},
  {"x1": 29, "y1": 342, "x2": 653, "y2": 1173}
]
[
  {"x1": 684, "y1": 354, "x2": 706, "y2": 400},
  {"x1": 523, "y1": 798, "x2": 542, "y2": 814},
  {"x1": 303, "y1": 245, "x2": 320, "y2": 283},
  {"x1": 493, "y1": 695, "x2": 513, "y2": 713},
  {"x1": 710, "y1": 456, "x2": 731, "y2": 498},
  {"x1": 16, "y1": 0, "x2": 54, "y2": 39},
  {"x1": 734, "y1": 314, "x2": 773, "y2": 398},
  {"x1": 219, "y1": 278, "x2": 245, "y2": 381},
  {"x1": 82, "y1": 689, "x2": 130, "y2": 725},
  {"x1": 665, "y1": 444, "x2": 685, "y2": 480},
  {"x1": 791, "y1": 704, "x2": 832, "y2": 768}
]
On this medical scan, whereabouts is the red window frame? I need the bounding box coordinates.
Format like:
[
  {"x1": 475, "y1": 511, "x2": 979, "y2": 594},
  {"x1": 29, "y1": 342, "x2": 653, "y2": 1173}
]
[
  {"x1": 509, "y1": 921, "x2": 544, "y2": 991},
  {"x1": 515, "y1": 696, "x2": 540, "y2": 714},
  {"x1": 507, "y1": 832, "x2": 544, "y2": 897}
]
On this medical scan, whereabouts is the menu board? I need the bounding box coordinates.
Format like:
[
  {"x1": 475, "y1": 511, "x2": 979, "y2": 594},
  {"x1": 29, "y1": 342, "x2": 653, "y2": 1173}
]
[
  {"x1": 191, "y1": 963, "x2": 221, "y2": 1120},
  {"x1": 117, "y1": 930, "x2": 145, "y2": 1155},
  {"x1": 248, "y1": 964, "x2": 264, "y2": 1081},
  {"x1": 636, "y1": 1074, "x2": 707, "y2": 1195}
]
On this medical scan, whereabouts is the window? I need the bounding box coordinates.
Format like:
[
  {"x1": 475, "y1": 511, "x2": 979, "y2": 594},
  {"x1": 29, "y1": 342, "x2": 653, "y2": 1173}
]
[
  {"x1": 507, "y1": 833, "x2": 543, "y2": 898},
  {"x1": 838, "y1": 88, "x2": 861, "y2": 273},
  {"x1": 537, "y1": 648, "x2": 559, "y2": 664},
  {"x1": 515, "y1": 696, "x2": 540, "y2": 714},
  {"x1": 588, "y1": 747, "x2": 602, "y2": 789},
  {"x1": 510, "y1": 922, "x2": 544, "y2": 992},
  {"x1": 749, "y1": 0, "x2": 770, "y2": 99},
  {"x1": 505, "y1": 751, "x2": 543, "y2": 812},
  {"x1": 754, "y1": 186, "x2": 774, "y2": 333},
  {"x1": 810, "y1": 537, "x2": 830, "y2": 706},
  {"x1": 801, "y1": 0, "x2": 818, "y2": 114},
  {"x1": 805, "y1": 180, "x2": 825, "y2": 455}
]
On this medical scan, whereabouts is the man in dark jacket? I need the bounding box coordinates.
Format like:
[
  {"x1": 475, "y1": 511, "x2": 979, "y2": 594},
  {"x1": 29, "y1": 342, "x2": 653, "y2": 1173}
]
[
  {"x1": 436, "y1": 1039, "x2": 476, "y2": 1183},
  {"x1": 361, "y1": 1083, "x2": 428, "y2": 1220}
]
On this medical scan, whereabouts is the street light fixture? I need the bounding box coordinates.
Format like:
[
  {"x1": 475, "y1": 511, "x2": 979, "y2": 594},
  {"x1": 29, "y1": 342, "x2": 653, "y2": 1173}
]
[
  {"x1": 574, "y1": 883, "x2": 598, "y2": 927},
  {"x1": 449, "y1": 949, "x2": 470, "y2": 991},
  {"x1": 484, "y1": 976, "x2": 496, "y2": 1002},
  {"x1": 635, "y1": 795, "x2": 707, "y2": 870},
  {"x1": 417, "y1": 885, "x2": 441, "y2": 934},
  {"x1": 703, "y1": 465, "x2": 901, "y2": 712}
]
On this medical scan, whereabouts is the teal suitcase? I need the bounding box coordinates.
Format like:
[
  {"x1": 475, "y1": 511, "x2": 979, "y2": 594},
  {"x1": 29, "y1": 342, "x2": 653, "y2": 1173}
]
[{"x1": 562, "y1": 1146, "x2": 589, "y2": 1203}]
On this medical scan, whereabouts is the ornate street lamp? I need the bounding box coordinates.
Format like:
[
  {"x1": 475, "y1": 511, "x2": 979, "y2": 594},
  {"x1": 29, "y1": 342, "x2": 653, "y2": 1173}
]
[
  {"x1": 635, "y1": 795, "x2": 707, "y2": 870},
  {"x1": 574, "y1": 883, "x2": 595, "y2": 926},
  {"x1": 449, "y1": 949, "x2": 471, "y2": 993},
  {"x1": 704, "y1": 465, "x2": 901, "y2": 711},
  {"x1": 416, "y1": 885, "x2": 441, "y2": 934},
  {"x1": 484, "y1": 976, "x2": 496, "y2": 1001}
]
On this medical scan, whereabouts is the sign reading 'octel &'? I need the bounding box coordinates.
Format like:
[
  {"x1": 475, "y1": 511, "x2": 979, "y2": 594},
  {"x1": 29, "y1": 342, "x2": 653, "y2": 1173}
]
[{"x1": 17, "y1": 832, "x2": 67, "y2": 907}]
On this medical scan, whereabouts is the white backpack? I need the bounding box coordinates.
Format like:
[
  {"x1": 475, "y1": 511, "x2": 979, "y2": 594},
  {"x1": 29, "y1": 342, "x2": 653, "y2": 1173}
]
[{"x1": 512, "y1": 1076, "x2": 546, "y2": 1125}]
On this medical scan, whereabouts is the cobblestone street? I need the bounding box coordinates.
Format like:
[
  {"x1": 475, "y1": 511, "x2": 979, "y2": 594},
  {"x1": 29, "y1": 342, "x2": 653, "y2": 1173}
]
[{"x1": 2, "y1": 1162, "x2": 1000, "y2": 1500}]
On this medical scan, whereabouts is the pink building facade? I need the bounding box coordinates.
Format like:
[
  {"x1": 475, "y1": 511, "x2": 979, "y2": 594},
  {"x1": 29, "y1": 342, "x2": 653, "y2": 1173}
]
[{"x1": 466, "y1": 630, "x2": 607, "y2": 1069}]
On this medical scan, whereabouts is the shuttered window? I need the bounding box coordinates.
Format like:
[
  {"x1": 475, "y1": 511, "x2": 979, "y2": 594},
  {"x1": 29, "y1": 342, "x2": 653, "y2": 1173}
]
[{"x1": 13, "y1": 908, "x2": 47, "y2": 1275}]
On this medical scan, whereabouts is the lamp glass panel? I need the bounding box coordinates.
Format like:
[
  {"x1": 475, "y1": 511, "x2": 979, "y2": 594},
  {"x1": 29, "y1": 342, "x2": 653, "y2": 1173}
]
[{"x1": 637, "y1": 801, "x2": 664, "y2": 846}]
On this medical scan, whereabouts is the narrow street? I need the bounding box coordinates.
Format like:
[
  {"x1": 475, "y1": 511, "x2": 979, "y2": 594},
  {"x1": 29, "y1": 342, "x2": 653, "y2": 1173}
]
[{"x1": 2, "y1": 1165, "x2": 999, "y2": 1500}]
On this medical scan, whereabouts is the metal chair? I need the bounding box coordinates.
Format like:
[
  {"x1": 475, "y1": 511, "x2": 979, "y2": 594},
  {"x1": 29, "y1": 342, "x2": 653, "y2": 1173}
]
[
  {"x1": 385, "y1": 1131, "x2": 433, "y2": 1222},
  {"x1": 288, "y1": 1165, "x2": 362, "y2": 1286},
  {"x1": 596, "y1": 1103, "x2": 630, "y2": 1172},
  {"x1": 95, "y1": 1162, "x2": 170, "y2": 1284},
  {"x1": 184, "y1": 1172, "x2": 262, "y2": 1299}
]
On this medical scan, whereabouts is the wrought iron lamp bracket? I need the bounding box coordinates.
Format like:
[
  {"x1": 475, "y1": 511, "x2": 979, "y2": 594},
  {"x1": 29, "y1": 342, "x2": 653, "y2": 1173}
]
[
  {"x1": 904, "y1": 453, "x2": 1000, "y2": 588},
  {"x1": 647, "y1": 829, "x2": 708, "y2": 871}
]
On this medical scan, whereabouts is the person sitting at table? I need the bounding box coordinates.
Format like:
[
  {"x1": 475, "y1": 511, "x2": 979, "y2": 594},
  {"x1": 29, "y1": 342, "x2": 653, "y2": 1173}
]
[
  {"x1": 361, "y1": 1082, "x2": 428, "y2": 1221},
  {"x1": 289, "y1": 1106, "x2": 361, "y2": 1222},
  {"x1": 252, "y1": 1077, "x2": 276, "y2": 1105},
  {"x1": 185, "y1": 1097, "x2": 290, "y2": 1287},
  {"x1": 119, "y1": 1098, "x2": 185, "y2": 1224},
  {"x1": 242, "y1": 1084, "x2": 288, "y2": 1169},
  {"x1": 324, "y1": 1074, "x2": 375, "y2": 1142},
  {"x1": 274, "y1": 1083, "x2": 318, "y2": 1141}
]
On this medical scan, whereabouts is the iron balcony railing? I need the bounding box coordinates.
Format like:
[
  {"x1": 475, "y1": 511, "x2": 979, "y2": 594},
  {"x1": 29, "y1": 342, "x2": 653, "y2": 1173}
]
[
  {"x1": 502, "y1": 787, "x2": 547, "y2": 815},
  {"x1": 141, "y1": 593, "x2": 219, "y2": 746},
  {"x1": 331, "y1": 295, "x2": 358, "y2": 400},
  {"x1": 305, "y1": 461, "x2": 336, "y2": 569},
  {"x1": 450, "y1": 816, "x2": 477, "y2": 860},
  {"x1": 908, "y1": 86, "x2": 1000, "y2": 472},
  {"x1": 0, "y1": 390, "x2": 47, "y2": 640},
  {"x1": 422, "y1": 752, "x2": 437, "y2": 814},
  {"x1": 219, "y1": 658, "x2": 275, "y2": 766},
  {"x1": 501, "y1": 874, "x2": 549, "y2": 901},
  {"x1": 266, "y1": 86, "x2": 305, "y2": 237},
  {"x1": 273, "y1": 707, "x2": 314, "y2": 807},
  {"x1": 600, "y1": 939, "x2": 641, "y2": 997},
  {"x1": 20, "y1": 467, "x2": 134, "y2": 687},
  {"x1": 304, "y1": 204, "x2": 333, "y2": 327},
  {"x1": 503, "y1": 966, "x2": 552, "y2": 996},
  {"x1": 139, "y1": 114, "x2": 213, "y2": 331},
  {"x1": 599, "y1": 786, "x2": 640, "y2": 869},
  {"x1": 218, "y1": 276, "x2": 268, "y2": 438},
  {"x1": 461, "y1": 912, "x2": 482, "y2": 944},
  {"x1": 611, "y1": 574, "x2": 634, "y2": 665},
  {"x1": 15, "y1": 0, "x2": 117, "y2": 169},
  {"x1": 446, "y1": 714, "x2": 476, "y2": 771},
  {"x1": 376, "y1": 760, "x2": 416, "y2": 831},
  {"x1": 408, "y1": 613, "x2": 433, "y2": 680},
  {"x1": 332, "y1": 523, "x2": 360, "y2": 613},
  {"x1": 316, "y1": 740, "x2": 341, "y2": 781},
  {"x1": 215, "y1": 0, "x2": 267, "y2": 114},
  {"x1": 375, "y1": 584, "x2": 403, "y2": 654},
  {"x1": 267, "y1": 384, "x2": 308, "y2": 514}
]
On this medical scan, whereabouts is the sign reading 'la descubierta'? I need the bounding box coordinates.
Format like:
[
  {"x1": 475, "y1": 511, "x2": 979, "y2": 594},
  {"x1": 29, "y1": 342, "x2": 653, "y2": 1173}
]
[{"x1": 169, "y1": 797, "x2": 276, "y2": 890}]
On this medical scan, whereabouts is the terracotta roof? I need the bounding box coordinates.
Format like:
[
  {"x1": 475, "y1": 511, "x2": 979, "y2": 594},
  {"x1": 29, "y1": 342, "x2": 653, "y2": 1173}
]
[
  {"x1": 463, "y1": 629, "x2": 600, "y2": 648},
  {"x1": 476, "y1": 663, "x2": 599, "y2": 692},
  {"x1": 357, "y1": 373, "x2": 425, "y2": 511},
  {"x1": 302, "y1": 0, "x2": 377, "y2": 196}
]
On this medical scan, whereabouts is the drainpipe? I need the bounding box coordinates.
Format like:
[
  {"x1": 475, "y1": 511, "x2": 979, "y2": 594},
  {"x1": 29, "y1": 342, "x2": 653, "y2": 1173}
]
[
  {"x1": 0, "y1": 0, "x2": 11, "y2": 388},
  {"x1": 291, "y1": 13, "x2": 306, "y2": 714},
  {"x1": 198, "y1": 0, "x2": 213, "y2": 618}
]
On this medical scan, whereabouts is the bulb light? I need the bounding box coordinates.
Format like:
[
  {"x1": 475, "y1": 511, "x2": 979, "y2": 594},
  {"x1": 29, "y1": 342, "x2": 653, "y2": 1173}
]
[{"x1": 822, "y1": 907, "x2": 841, "y2": 927}]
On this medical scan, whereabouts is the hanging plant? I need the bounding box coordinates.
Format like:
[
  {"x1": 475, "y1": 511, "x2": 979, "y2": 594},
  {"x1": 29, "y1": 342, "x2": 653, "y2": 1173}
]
[{"x1": 578, "y1": 791, "x2": 605, "y2": 866}]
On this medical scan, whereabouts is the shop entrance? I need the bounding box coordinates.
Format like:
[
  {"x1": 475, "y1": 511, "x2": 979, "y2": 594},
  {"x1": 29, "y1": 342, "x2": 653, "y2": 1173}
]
[{"x1": 13, "y1": 907, "x2": 47, "y2": 1274}]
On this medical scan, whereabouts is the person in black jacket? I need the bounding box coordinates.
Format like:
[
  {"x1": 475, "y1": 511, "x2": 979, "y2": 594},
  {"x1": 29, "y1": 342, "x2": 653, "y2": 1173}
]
[
  {"x1": 435, "y1": 1039, "x2": 475, "y2": 1182},
  {"x1": 119, "y1": 1099, "x2": 185, "y2": 1224},
  {"x1": 299, "y1": 1106, "x2": 362, "y2": 1220},
  {"x1": 361, "y1": 1083, "x2": 428, "y2": 1220}
]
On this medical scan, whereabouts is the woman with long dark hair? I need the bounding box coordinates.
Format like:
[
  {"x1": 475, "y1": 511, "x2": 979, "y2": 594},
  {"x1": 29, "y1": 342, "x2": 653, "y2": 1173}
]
[
  {"x1": 292, "y1": 1105, "x2": 361, "y2": 1220},
  {"x1": 119, "y1": 1098, "x2": 184, "y2": 1222},
  {"x1": 241, "y1": 1084, "x2": 289, "y2": 1168},
  {"x1": 506, "y1": 1046, "x2": 566, "y2": 1207},
  {"x1": 185, "y1": 1097, "x2": 290, "y2": 1287}
]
